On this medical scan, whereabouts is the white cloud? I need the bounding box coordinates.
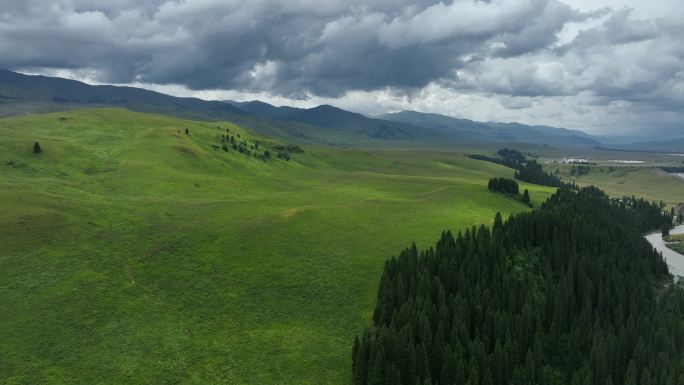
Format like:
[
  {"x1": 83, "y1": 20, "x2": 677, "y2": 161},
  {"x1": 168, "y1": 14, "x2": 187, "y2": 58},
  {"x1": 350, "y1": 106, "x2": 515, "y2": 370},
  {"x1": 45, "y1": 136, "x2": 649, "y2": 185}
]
[{"x1": 3, "y1": 0, "x2": 683, "y2": 136}]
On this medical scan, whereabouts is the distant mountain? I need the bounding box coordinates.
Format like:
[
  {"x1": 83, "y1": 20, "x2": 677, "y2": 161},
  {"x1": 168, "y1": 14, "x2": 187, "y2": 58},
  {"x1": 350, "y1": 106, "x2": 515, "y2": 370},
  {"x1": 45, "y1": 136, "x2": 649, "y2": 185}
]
[
  {"x1": 0, "y1": 70, "x2": 603, "y2": 148},
  {"x1": 601, "y1": 138, "x2": 684, "y2": 153},
  {"x1": 227, "y1": 101, "x2": 447, "y2": 141},
  {"x1": 379, "y1": 110, "x2": 600, "y2": 147},
  {"x1": 0, "y1": 70, "x2": 440, "y2": 144},
  {"x1": 228, "y1": 100, "x2": 301, "y2": 121},
  {"x1": 230, "y1": 101, "x2": 603, "y2": 147},
  {"x1": 0, "y1": 70, "x2": 367, "y2": 146},
  {"x1": 0, "y1": 69, "x2": 246, "y2": 121}
]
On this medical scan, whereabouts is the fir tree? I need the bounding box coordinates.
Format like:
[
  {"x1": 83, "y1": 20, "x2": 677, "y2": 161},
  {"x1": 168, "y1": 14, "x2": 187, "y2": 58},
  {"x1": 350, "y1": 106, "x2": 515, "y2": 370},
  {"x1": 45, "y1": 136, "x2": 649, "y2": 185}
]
[
  {"x1": 522, "y1": 189, "x2": 530, "y2": 205},
  {"x1": 352, "y1": 186, "x2": 683, "y2": 385}
]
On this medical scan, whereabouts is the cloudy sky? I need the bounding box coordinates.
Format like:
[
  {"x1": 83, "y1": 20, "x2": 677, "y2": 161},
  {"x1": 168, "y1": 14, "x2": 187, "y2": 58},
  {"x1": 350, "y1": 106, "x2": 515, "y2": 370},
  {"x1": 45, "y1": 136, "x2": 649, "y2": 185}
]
[{"x1": 2, "y1": 0, "x2": 683, "y2": 137}]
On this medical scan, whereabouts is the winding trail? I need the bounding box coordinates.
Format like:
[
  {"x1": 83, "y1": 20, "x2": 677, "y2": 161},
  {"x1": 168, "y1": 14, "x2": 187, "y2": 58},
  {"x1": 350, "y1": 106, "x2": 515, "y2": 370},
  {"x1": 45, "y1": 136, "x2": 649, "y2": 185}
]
[{"x1": 645, "y1": 224, "x2": 684, "y2": 280}]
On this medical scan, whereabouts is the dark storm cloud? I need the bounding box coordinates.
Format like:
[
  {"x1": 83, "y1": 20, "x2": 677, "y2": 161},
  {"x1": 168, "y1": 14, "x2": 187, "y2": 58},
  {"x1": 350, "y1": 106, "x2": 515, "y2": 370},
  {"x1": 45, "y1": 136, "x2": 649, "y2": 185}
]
[
  {"x1": 0, "y1": 0, "x2": 595, "y2": 97},
  {"x1": 556, "y1": 9, "x2": 684, "y2": 108},
  {"x1": 2, "y1": 0, "x2": 683, "y2": 136}
]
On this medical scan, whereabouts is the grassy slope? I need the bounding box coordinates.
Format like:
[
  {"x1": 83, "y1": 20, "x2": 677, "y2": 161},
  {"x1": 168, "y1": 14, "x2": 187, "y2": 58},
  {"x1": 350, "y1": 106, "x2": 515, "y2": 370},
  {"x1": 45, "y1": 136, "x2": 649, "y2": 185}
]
[
  {"x1": 666, "y1": 234, "x2": 684, "y2": 254},
  {"x1": 550, "y1": 164, "x2": 684, "y2": 206},
  {"x1": 0, "y1": 109, "x2": 552, "y2": 385}
]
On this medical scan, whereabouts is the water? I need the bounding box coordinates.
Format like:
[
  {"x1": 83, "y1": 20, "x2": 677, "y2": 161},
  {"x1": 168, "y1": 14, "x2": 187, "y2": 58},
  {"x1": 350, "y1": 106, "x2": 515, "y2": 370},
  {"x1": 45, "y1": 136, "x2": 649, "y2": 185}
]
[{"x1": 645, "y1": 224, "x2": 684, "y2": 280}]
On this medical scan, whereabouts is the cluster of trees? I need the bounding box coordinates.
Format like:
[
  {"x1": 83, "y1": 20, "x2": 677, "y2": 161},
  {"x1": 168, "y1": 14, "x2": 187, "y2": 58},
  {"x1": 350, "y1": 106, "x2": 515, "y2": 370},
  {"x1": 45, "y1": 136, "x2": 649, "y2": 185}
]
[
  {"x1": 471, "y1": 149, "x2": 565, "y2": 188},
  {"x1": 275, "y1": 144, "x2": 304, "y2": 153},
  {"x1": 208, "y1": 128, "x2": 303, "y2": 162},
  {"x1": 487, "y1": 178, "x2": 531, "y2": 206},
  {"x1": 611, "y1": 196, "x2": 673, "y2": 232},
  {"x1": 514, "y1": 159, "x2": 564, "y2": 188},
  {"x1": 469, "y1": 149, "x2": 524, "y2": 171},
  {"x1": 660, "y1": 166, "x2": 684, "y2": 173},
  {"x1": 487, "y1": 178, "x2": 519, "y2": 195},
  {"x1": 212, "y1": 133, "x2": 297, "y2": 162},
  {"x1": 352, "y1": 186, "x2": 683, "y2": 385},
  {"x1": 570, "y1": 165, "x2": 591, "y2": 177}
]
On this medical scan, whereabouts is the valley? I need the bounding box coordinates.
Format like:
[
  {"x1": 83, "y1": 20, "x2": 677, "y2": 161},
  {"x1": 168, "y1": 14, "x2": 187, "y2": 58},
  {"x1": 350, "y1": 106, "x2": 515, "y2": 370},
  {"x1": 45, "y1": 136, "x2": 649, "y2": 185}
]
[
  {"x1": 3, "y1": 2, "x2": 684, "y2": 384},
  {"x1": 1, "y1": 107, "x2": 683, "y2": 384},
  {"x1": 0, "y1": 108, "x2": 552, "y2": 384}
]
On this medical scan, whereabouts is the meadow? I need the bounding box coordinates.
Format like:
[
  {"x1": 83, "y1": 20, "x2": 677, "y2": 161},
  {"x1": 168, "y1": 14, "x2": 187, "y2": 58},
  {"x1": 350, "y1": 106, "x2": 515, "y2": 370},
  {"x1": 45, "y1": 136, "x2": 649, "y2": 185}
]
[
  {"x1": 550, "y1": 163, "x2": 684, "y2": 206},
  {"x1": 666, "y1": 233, "x2": 684, "y2": 254},
  {"x1": 0, "y1": 109, "x2": 551, "y2": 384}
]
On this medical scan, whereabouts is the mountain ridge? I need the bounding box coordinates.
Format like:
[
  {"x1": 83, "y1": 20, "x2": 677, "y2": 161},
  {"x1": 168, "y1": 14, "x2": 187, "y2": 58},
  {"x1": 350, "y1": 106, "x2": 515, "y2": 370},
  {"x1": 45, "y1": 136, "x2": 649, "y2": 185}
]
[
  {"x1": 1, "y1": 69, "x2": 609, "y2": 148},
  {"x1": 228, "y1": 100, "x2": 603, "y2": 147},
  {"x1": 378, "y1": 109, "x2": 600, "y2": 147}
]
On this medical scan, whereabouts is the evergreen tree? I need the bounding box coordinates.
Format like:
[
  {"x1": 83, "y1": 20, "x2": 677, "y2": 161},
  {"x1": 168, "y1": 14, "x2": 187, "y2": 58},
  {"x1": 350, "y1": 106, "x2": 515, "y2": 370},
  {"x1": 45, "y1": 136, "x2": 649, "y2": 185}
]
[
  {"x1": 352, "y1": 186, "x2": 683, "y2": 385},
  {"x1": 662, "y1": 223, "x2": 670, "y2": 237},
  {"x1": 522, "y1": 189, "x2": 530, "y2": 205},
  {"x1": 493, "y1": 212, "x2": 503, "y2": 231},
  {"x1": 473, "y1": 149, "x2": 565, "y2": 188},
  {"x1": 33, "y1": 141, "x2": 42, "y2": 154}
]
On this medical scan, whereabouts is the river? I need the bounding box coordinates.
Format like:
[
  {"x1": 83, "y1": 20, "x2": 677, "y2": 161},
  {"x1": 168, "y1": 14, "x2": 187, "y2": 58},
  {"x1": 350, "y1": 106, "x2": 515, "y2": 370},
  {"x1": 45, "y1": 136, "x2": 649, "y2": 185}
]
[{"x1": 645, "y1": 224, "x2": 684, "y2": 280}]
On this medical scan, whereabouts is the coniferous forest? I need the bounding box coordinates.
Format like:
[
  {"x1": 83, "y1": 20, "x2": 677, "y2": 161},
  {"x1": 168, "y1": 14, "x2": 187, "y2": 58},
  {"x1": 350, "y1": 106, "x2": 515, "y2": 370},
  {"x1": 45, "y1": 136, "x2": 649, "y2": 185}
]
[
  {"x1": 487, "y1": 178, "x2": 519, "y2": 195},
  {"x1": 471, "y1": 149, "x2": 565, "y2": 188},
  {"x1": 352, "y1": 186, "x2": 683, "y2": 385}
]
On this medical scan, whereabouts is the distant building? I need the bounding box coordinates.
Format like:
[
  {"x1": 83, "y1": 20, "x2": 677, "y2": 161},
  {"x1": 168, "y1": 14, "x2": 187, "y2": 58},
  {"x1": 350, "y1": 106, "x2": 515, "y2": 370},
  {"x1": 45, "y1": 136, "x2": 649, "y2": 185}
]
[{"x1": 562, "y1": 158, "x2": 589, "y2": 164}]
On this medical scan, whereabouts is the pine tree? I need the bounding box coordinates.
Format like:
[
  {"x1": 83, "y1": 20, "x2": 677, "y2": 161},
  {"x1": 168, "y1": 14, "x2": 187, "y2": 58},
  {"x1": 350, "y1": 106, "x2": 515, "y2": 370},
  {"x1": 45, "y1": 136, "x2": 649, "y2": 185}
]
[
  {"x1": 493, "y1": 212, "x2": 503, "y2": 231},
  {"x1": 368, "y1": 346, "x2": 386, "y2": 385},
  {"x1": 33, "y1": 141, "x2": 42, "y2": 154},
  {"x1": 662, "y1": 223, "x2": 670, "y2": 237},
  {"x1": 353, "y1": 334, "x2": 369, "y2": 385},
  {"x1": 352, "y1": 186, "x2": 684, "y2": 385}
]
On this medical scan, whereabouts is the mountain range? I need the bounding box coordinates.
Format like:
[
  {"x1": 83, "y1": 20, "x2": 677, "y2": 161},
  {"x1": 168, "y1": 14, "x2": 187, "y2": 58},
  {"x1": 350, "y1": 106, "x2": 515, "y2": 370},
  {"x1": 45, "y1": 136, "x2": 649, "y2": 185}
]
[
  {"x1": 1, "y1": 69, "x2": 681, "y2": 150},
  {"x1": 378, "y1": 110, "x2": 600, "y2": 147},
  {"x1": 227, "y1": 100, "x2": 600, "y2": 147}
]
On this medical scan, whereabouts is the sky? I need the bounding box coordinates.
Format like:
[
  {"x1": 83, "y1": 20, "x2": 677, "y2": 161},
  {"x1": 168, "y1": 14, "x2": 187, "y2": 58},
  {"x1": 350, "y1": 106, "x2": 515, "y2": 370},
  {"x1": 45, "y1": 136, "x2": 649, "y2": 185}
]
[{"x1": 2, "y1": 0, "x2": 683, "y2": 137}]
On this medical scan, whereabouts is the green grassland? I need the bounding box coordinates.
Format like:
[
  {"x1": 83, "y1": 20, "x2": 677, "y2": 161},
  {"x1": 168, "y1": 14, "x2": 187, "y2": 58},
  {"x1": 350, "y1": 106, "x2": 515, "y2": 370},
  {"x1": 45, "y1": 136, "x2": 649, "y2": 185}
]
[
  {"x1": 549, "y1": 163, "x2": 684, "y2": 206},
  {"x1": 665, "y1": 233, "x2": 684, "y2": 254},
  {"x1": 0, "y1": 109, "x2": 554, "y2": 384}
]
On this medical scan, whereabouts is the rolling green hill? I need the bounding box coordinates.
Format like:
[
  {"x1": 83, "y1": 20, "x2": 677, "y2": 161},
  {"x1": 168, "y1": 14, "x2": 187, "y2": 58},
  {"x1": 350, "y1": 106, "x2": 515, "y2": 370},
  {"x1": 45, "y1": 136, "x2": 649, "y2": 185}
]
[{"x1": 0, "y1": 108, "x2": 554, "y2": 384}]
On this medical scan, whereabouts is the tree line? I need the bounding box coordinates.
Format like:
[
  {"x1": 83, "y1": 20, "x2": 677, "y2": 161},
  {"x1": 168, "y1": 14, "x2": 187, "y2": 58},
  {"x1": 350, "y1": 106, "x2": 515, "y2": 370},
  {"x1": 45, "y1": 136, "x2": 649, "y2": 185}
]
[
  {"x1": 487, "y1": 178, "x2": 519, "y2": 195},
  {"x1": 352, "y1": 186, "x2": 681, "y2": 385},
  {"x1": 487, "y1": 178, "x2": 531, "y2": 206},
  {"x1": 210, "y1": 127, "x2": 302, "y2": 162},
  {"x1": 570, "y1": 165, "x2": 591, "y2": 177},
  {"x1": 470, "y1": 149, "x2": 565, "y2": 188}
]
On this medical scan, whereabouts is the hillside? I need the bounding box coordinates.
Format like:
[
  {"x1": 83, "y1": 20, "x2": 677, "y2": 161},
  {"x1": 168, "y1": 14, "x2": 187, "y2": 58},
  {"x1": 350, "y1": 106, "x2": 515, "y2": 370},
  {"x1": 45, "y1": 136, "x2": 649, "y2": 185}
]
[
  {"x1": 380, "y1": 110, "x2": 600, "y2": 147},
  {"x1": 0, "y1": 70, "x2": 395, "y2": 147},
  {"x1": 0, "y1": 108, "x2": 552, "y2": 384},
  {"x1": 228, "y1": 101, "x2": 449, "y2": 141},
  {"x1": 0, "y1": 69, "x2": 246, "y2": 120},
  {"x1": 0, "y1": 70, "x2": 605, "y2": 149}
]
